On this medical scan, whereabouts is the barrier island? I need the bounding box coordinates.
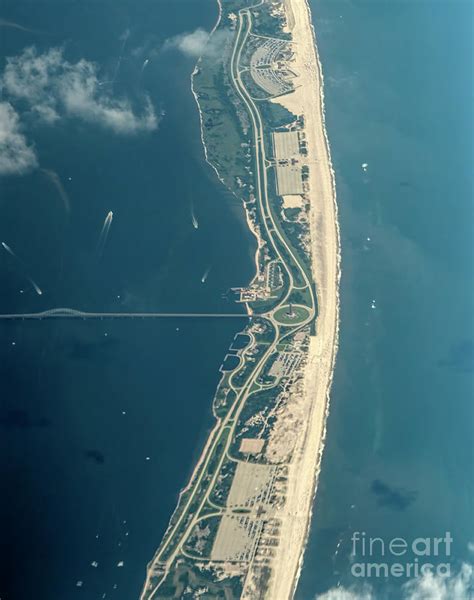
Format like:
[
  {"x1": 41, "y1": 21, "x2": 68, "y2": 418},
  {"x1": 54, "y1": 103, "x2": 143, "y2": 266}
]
[{"x1": 141, "y1": 1, "x2": 340, "y2": 597}]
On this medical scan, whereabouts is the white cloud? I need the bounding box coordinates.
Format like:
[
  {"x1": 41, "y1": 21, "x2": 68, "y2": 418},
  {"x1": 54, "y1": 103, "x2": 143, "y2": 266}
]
[
  {"x1": 165, "y1": 28, "x2": 209, "y2": 58},
  {"x1": 0, "y1": 102, "x2": 37, "y2": 175},
  {"x1": 2, "y1": 47, "x2": 159, "y2": 134},
  {"x1": 402, "y1": 563, "x2": 474, "y2": 600},
  {"x1": 316, "y1": 586, "x2": 373, "y2": 600},
  {"x1": 315, "y1": 564, "x2": 474, "y2": 600},
  {"x1": 164, "y1": 28, "x2": 231, "y2": 59}
]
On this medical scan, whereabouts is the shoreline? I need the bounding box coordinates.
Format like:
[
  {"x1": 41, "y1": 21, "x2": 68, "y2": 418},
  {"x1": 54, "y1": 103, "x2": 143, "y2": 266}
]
[
  {"x1": 190, "y1": 1, "x2": 263, "y2": 309},
  {"x1": 190, "y1": 0, "x2": 227, "y2": 192},
  {"x1": 191, "y1": 0, "x2": 341, "y2": 596},
  {"x1": 265, "y1": 0, "x2": 341, "y2": 596},
  {"x1": 142, "y1": 0, "x2": 341, "y2": 595}
]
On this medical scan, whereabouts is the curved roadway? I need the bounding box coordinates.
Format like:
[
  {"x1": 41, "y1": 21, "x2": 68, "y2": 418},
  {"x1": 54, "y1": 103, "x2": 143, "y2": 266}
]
[{"x1": 142, "y1": 6, "x2": 317, "y2": 598}]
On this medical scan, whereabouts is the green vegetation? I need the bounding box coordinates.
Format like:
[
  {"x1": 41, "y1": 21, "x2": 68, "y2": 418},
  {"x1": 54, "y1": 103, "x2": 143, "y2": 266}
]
[
  {"x1": 251, "y1": 4, "x2": 291, "y2": 40},
  {"x1": 230, "y1": 341, "x2": 269, "y2": 388},
  {"x1": 183, "y1": 516, "x2": 220, "y2": 558},
  {"x1": 209, "y1": 458, "x2": 237, "y2": 507},
  {"x1": 228, "y1": 385, "x2": 284, "y2": 461},
  {"x1": 257, "y1": 350, "x2": 280, "y2": 386},
  {"x1": 159, "y1": 428, "x2": 230, "y2": 562},
  {"x1": 287, "y1": 286, "x2": 313, "y2": 307},
  {"x1": 283, "y1": 207, "x2": 301, "y2": 221},
  {"x1": 193, "y1": 32, "x2": 251, "y2": 198},
  {"x1": 259, "y1": 97, "x2": 296, "y2": 128},
  {"x1": 213, "y1": 372, "x2": 234, "y2": 417},
  {"x1": 273, "y1": 304, "x2": 310, "y2": 326},
  {"x1": 241, "y1": 69, "x2": 271, "y2": 100},
  {"x1": 141, "y1": 1, "x2": 321, "y2": 596},
  {"x1": 154, "y1": 560, "x2": 243, "y2": 599}
]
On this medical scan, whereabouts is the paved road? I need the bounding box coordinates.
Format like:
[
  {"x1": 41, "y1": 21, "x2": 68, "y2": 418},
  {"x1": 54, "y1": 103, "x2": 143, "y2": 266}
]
[
  {"x1": 142, "y1": 5, "x2": 316, "y2": 597},
  {"x1": 0, "y1": 308, "x2": 250, "y2": 320}
]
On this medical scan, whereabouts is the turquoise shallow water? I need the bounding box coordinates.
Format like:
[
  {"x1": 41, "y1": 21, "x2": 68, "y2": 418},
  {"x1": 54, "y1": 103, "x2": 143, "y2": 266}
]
[{"x1": 296, "y1": 0, "x2": 473, "y2": 598}]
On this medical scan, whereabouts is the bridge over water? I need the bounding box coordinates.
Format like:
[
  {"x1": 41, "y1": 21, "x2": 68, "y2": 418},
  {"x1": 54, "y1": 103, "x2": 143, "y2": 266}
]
[{"x1": 0, "y1": 308, "x2": 252, "y2": 321}]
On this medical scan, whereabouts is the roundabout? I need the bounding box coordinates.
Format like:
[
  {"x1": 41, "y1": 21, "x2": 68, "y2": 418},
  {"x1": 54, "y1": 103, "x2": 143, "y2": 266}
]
[{"x1": 272, "y1": 304, "x2": 311, "y2": 326}]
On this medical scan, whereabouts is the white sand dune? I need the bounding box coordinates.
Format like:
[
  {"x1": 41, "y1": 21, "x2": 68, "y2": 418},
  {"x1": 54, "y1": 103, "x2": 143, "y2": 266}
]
[{"x1": 261, "y1": 0, "x2": 341, "y2": 597}]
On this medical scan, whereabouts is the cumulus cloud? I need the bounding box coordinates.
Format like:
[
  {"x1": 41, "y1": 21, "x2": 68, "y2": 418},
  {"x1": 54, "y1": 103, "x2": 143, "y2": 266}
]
[
  {"x1": 316, "y1": 564, "x2": 474, "y2": 600},
  {"x1": 0, "y1": 102, "x2": 37, "y2": 175},
  {"x1": 164, "y1": 27, "x2": 231, "y2": 59},
  {"x1": 165, "y1": 28, "x2": 209, "y2": 57},
  {"x1": 316, "y1": 586, "x2": 373, "y2": 600},
  {"x1": 403, "y1": 563, "x2": 474, "y2": 600},
  {"x1": 2, "y1": 46, "x2": 158, "y2": 134}
]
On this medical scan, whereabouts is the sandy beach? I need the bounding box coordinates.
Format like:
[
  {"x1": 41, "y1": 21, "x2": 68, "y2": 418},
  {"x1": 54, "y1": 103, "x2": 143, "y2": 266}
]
[
  {"x1": 263, "y1": 0, "x2": 341, "y2": 597},
  {"x1": 141, "y1": 1, "x2": 340, "y2": 596}
]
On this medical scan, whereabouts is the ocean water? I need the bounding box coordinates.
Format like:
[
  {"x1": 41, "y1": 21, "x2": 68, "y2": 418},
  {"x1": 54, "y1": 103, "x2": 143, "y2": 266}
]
[
  {"x1": 0, "y1": 1, "x2": 255, "y2": 599},
  {"x1": 1, "y1": 0, "x2": 472, "y2": 599},
  {"x1": 296, "y1": 0, "x2": 473, "y2": 598}
]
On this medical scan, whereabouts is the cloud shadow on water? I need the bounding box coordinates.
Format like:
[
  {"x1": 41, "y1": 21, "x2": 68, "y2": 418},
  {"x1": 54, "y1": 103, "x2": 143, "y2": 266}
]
[
  {"x1": 371, "y1": 479, "x2": 417, "y2": 511},
  {"x1": 0, "y1": 408, "x2": 51, "y2": 430},
  {"x1": 84, "y1": 449, "x2": 105, "y2": 464}
]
